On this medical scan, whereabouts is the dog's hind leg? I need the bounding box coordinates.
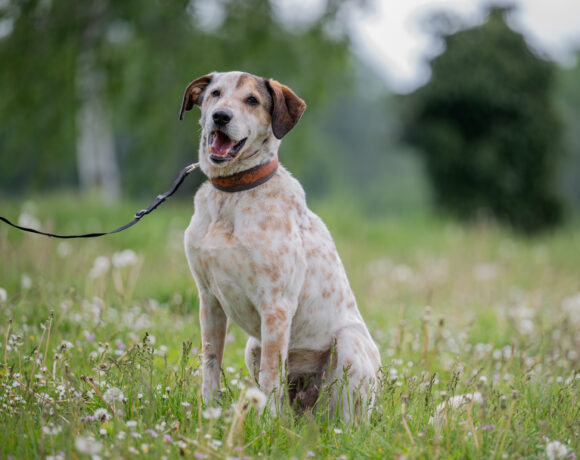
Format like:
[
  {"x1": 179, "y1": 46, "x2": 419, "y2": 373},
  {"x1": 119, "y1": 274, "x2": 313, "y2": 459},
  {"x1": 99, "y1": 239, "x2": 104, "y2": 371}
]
[{"x1": 325, "y1": 326, "x2": 381, "y2": 423}]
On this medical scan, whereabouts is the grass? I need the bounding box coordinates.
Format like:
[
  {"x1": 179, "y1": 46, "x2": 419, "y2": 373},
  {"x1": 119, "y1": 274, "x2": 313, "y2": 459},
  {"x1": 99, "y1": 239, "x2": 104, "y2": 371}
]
[{"x1": 0, "y1": 193, "x2": 579, "y2": 459}]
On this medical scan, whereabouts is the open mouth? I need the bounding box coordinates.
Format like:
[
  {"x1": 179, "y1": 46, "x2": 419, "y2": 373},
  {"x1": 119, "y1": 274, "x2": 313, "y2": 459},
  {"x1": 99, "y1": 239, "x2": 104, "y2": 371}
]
[{"x1": 209, "y1": 131, "x2": 247, "y2": 163}]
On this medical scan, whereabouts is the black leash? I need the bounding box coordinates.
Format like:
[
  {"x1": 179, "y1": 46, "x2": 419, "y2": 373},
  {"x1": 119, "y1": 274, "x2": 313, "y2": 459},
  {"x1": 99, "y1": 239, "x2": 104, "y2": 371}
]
[{"x1": 0, "y1": 163, "x2": 199, "y2": 239}]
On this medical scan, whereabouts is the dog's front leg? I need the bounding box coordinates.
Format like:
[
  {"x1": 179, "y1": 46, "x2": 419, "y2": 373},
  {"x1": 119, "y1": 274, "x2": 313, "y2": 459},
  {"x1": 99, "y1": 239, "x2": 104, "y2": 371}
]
[
  {"x1": 259, "y1": 304, "x2": 292, "y2": 415},
  {"x1": 199, "y1": 292, "x2": 227, "y2": 405}
]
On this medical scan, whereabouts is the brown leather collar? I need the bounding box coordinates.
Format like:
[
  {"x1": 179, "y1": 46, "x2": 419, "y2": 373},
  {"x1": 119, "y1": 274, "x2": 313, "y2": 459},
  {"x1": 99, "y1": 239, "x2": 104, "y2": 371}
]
[{"x1": 211, "y1": 157, "x2": 279, "y2": 193}]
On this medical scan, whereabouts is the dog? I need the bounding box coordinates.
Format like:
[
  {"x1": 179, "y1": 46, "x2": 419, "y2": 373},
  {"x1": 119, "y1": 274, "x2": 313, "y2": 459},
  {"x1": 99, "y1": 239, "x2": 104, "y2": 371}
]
[{"x1": 181, "y1": 71, "x2": 381, "y2": 421}]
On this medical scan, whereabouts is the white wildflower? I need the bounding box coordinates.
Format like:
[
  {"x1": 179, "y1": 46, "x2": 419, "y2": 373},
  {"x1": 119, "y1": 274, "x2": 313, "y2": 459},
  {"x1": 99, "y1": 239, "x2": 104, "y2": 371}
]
[
  {"x1": 472, "y1": 262, "x2": 499, "y2": 281},
  {"x1": 112, "y1": 249, "x2": 139, "y2": 268},
  {"x1": 245, "y1": 387, "x2": 267, "y2": 412},
  {"x1": 94, "y1": 408, "x2": 111, "y2": 422},
  {"x1": 18, "y1": 212, "x2": 41, "y2": 230},
  {"x1": 46, "y1": 454, "x2": 65, "y2": 460},
  {"x1": 126, "y1": 420, "x2": 138, "y2": 428},
  {"x1": 518, "y1": 318, "x2": 535, "y2": 335},
  {"x1": 429, "y1": 392, "x2": 483, "y2": 425},
  {"x1": 546, "y1": 440, "x2": 569, "y2": 460},
  {"x1": 102, "y1": 387, "x2": 124, "y2": 404},
  {"x1": 59, "y1": 341, "x2": 73, "y2": 352},
  {"x1": 202, "y1": 407, "x2": 222, "y2": 420},
  {"x1": 392, "y1": 264, "x2": 414, "y2": 282},
  {"x1": 21, "y1": 274, "x2": 32, "y2": 290},
  {"x1": 0, "y1": 287, "x2": 6, "y2": 303},
  {"x1": 562, "y1": 292, "x2": 580, "y2": 327},
  {"x1": 74, "y1": 434, "x2": 102, "y2": 455},
  {"x1": 89, "y1": 256, "x2": 110, "y2": 279},
  {"x1": 42, "y1": 424, "x2": 62, "y2": 436},
  {"x1": 57, "y1": 241, "x2": 72, "y2": 258}
]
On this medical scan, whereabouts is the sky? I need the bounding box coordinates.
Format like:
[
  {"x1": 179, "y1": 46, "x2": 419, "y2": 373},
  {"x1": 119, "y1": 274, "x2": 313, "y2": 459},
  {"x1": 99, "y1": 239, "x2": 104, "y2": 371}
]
[{"x1": 347, "y1": 0, "x2": 580, "y2": 93}]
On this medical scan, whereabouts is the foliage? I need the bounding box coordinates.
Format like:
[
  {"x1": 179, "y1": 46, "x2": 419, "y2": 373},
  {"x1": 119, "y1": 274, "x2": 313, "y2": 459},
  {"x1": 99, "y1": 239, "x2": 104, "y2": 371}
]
[
  {"x1": 556, "y1": 50, "x2": 580, "y2": 209},
  {"x1": 401, "y1": 6, "x2": 564, "y2": 233},
  {"x1": 0, "y1": 0, "x2": 360, "y2": 196},
  {"x1": 1, "y1": 195, "x2": 580, "y2": 458}
]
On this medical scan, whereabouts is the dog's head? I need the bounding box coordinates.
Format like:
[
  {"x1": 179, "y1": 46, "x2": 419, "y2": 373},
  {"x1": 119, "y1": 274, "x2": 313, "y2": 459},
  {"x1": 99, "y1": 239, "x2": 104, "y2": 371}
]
[{"x1": 180, "y1": 71, "x2": 306, "y2": 177}]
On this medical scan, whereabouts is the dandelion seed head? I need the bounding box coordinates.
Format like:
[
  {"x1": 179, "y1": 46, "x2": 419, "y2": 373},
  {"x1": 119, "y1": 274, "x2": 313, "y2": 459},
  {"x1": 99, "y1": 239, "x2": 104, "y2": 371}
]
[
  {"x1": 429, "y1": 392, "x2": 483, "y2": 425},
  {"x1": 102, "y1": 387, "x2": 124, "y2": 404},
  {"x1": 21, "y1": 274, "x2": 32, "y2": 290},
  {"x1": 546, "y1": 440, "x2": 569, "y2": 460},
  {"x1": 94, "y1": 408, "x2": 110, "y2": 422},
  {"x1": 89, "y1": 256, "x2": 110, "y2": 279},
  {"x1": 245, "y1": 387, "x2": 267, "y2": 412},
  {"x1": 42, "y1": 424, "x2": 62, "y2": 436},
  {"x1": 202, "y1": 407, "x2": 222, "y2": 419},
  {"x1": 74, "y1": 434, "x2": 102, "y2": 455},
  {"x1": 18, "y1": 212, "x2": 40, "y2": 230},
  {"x1": 46, "y1": 453, "x2": 65, "y2": 460},
  {"x1": 112, "y1": 249, "x2": 139, "y2": 268},
  {"x1": 57, "y1": 241, "x2": 72, "y2": 258},
  {"x1": 59, "y1": 341, "x2": 73, "y2": 352},
  {"x1": 473, "y1": 262, "x2": 499, "y2": 281}
]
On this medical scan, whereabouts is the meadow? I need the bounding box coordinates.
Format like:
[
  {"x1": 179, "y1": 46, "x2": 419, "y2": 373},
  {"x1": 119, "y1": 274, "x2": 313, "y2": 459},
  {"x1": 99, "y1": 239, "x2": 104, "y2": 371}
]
[{"x1": 0, "y1": 194, "x2": 579, "y2": 459}]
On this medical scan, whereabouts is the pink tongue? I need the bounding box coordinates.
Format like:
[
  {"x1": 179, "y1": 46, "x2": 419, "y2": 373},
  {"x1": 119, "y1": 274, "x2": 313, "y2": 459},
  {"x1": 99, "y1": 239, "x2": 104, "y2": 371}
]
[{"x1": 211, "y1": 132, "x2": 235, "y2": 157}]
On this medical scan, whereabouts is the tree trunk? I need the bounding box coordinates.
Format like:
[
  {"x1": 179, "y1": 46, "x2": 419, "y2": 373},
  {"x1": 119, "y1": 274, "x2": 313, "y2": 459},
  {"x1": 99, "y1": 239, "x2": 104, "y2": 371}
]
[{"x1": 75, "y1": 2, "x2": 121, "y2": 202}]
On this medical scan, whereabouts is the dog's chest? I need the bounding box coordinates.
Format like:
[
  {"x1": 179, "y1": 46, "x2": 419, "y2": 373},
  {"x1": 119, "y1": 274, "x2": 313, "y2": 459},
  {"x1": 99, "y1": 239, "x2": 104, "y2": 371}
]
[{"x1": 184, "y1": 186, "x2": 304, "y2": 337}]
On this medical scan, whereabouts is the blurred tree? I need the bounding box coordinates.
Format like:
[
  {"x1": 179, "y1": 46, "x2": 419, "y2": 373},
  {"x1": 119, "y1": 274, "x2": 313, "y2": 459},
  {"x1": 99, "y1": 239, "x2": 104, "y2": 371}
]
[
  {"x1": 0, "y1": 0, "x2": 364, "y2": 198},
  {"x1": 556, "y1": 50, "x2": 580, "y2": 210},
  {"x1": 401, "y1": 6, "x2": 564, "y2": 232}
]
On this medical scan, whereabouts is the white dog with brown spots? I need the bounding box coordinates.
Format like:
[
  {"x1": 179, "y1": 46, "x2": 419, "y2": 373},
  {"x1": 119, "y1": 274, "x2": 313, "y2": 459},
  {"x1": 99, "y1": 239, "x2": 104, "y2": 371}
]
[{"x1": 181, "y1": 71, "x2": 380, "y2": 421}]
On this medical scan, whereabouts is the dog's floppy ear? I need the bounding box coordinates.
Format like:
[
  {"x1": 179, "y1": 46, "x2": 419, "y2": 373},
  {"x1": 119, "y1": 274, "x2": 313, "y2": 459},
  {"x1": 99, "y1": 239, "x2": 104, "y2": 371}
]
[
  {"x1": 179, "y1": 73, "x2": 214, "y2": 120},
  {"x1": 265, "y1": 79, "x2": 307, "y2": 139}
]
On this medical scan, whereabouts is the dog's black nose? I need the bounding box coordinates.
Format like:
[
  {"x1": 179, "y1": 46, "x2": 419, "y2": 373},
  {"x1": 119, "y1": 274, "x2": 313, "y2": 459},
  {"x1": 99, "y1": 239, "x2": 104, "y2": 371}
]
[{"x1": 212, "y1": 109, "x2": 233, "y2": 126}]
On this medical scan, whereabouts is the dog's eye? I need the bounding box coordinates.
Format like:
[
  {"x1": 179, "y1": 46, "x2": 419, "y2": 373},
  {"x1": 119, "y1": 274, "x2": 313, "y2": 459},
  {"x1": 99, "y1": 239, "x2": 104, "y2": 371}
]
[
  {"x1": 246, "y1": 96, "x2": 259, "y2": 106},
  {"x1": 211, "y1": 89, "x2": 221, "y2": 97}
]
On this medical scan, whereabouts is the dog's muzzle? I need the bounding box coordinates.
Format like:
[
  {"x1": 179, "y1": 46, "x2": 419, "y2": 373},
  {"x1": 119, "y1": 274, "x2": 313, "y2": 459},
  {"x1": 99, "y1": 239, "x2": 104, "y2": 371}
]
[{"x1": 209, "y1": 130, "x2": 247, "y2": 163}]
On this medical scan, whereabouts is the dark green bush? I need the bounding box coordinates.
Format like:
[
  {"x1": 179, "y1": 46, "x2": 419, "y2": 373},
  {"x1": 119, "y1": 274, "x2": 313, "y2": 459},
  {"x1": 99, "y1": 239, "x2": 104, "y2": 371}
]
[{"x1": 402, "y1": 7, "x2": 564, "y2": 233}]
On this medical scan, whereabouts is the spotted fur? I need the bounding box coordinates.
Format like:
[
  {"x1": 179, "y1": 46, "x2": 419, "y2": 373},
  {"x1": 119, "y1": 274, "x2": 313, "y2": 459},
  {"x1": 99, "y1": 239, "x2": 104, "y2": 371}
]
[{"x1": 182, "y1": 71, "x2": 381, "y2": 421}]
